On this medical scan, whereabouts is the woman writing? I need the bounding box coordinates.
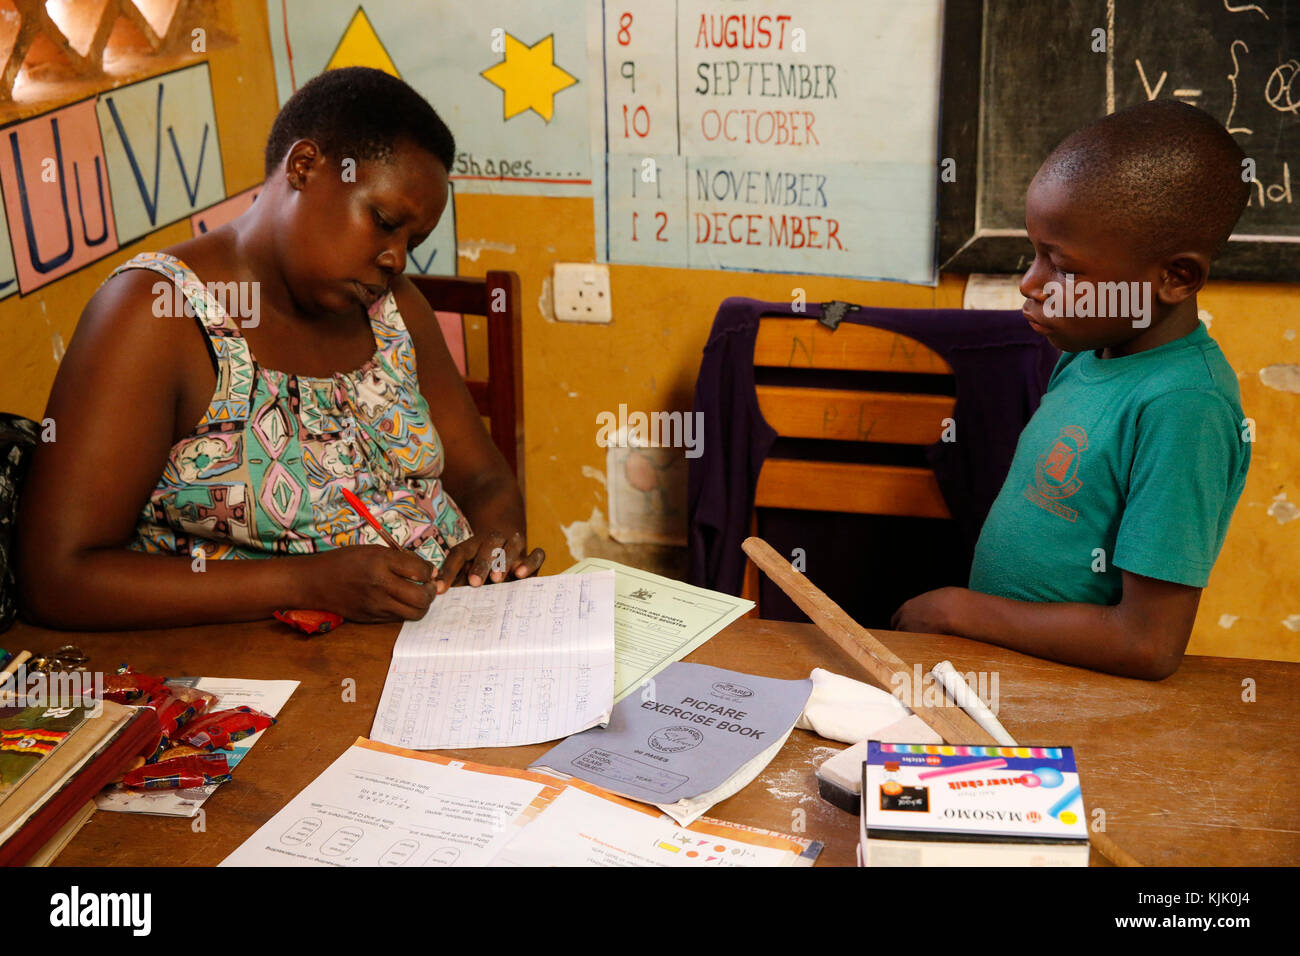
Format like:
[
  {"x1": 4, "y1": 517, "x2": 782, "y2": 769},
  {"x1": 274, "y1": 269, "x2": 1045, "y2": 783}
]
[{"x1": 17, "y1": 67, "x2": 542, "y2": 629}]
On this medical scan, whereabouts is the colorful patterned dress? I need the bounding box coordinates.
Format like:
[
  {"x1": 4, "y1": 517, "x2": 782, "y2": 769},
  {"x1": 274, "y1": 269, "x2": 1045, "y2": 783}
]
[{"x1": 115, "y1": 253, "x2": 472, "y2": 566}]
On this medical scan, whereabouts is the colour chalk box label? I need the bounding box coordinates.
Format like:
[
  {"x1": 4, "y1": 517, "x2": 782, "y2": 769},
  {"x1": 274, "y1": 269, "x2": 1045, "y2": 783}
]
[{"x1": 864, "y1": 742, "x2": 1088, "y2": 843}]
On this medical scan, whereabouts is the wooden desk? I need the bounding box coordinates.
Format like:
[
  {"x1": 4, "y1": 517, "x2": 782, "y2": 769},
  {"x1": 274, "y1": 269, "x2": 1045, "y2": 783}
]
[{"x1": 5, "y1": 615, "x2": 1296, "y2": 866}]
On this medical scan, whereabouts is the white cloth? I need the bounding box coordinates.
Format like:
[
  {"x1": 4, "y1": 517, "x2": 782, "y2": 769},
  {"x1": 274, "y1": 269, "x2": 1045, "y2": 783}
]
[
  {"x1": 816, "y1": 715, "x2": 944, "y2": 795},
  {"x1": 794, "y1": 667, "x2": 909, "y2": 744}
]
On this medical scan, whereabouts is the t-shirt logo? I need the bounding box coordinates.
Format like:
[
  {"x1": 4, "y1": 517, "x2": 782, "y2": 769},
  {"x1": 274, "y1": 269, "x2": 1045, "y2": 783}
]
[{"x1": 1024, "y1": 425, "x2": 1089, "y2": 522}]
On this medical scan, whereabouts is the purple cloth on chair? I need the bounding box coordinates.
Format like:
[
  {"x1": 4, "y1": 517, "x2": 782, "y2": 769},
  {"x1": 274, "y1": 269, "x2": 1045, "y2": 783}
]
[{"x1": 686, "y1": 297, "x2": 1058, "y2": 614}]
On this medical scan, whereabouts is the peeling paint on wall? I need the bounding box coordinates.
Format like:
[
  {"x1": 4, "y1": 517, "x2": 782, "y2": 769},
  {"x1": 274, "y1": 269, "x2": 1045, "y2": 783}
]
[
  {"x1": 558, "y1": 505, "x2": 689, "y2": 578},
  {"x1": 1218, "y1": 614, "x2": 1239, "y2": 628},
  {"x1": 1267, "y1": 492, "x2": 1299, "y2": 525},
  {"x1": 1198, "y1": 309, "x2": 1212, "y2": 329},
  {"x1": 1283, "y1": 614, "x2": 1300, "y2": 632},
  {"x1": 1259, "y1": 364, "x2": 1300, "y2": 393},
  {"x1": 580, "y1": 464, "x2": 607, "y2": 488},
  {"x1": 538, "y1": 275, "x2": 554, "y2": 322},
  {"x1": 457, "y1": 239, "x2": 516, "y2": 261},
  {"x1": 561, "y1": 506, "x2": 608, "y2": 562}
]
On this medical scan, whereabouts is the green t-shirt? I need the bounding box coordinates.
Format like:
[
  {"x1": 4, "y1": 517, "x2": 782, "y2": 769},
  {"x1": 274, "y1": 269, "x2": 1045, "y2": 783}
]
[{"x1": 969, "y1": 323, "x2": 1250, "y2": 605}]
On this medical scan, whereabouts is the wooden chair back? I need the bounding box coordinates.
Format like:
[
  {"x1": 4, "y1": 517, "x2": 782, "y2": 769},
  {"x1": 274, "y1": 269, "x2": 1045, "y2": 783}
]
[
  {"x1": 409, "y1": 271, "x2": 524, "y2": 488},
  {"x1": 742, "y1": 317, "x2": 956, "y2": 608}
]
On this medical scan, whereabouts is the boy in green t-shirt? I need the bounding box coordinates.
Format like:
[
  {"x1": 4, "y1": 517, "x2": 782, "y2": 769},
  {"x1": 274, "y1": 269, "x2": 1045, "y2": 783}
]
[{"x1": 892, "y1": 100, "x2": 1251, "y2": 680}]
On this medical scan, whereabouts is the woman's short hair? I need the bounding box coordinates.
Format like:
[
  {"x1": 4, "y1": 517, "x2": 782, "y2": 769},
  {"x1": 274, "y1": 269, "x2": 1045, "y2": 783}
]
[{"x1": 264, "y1": 66, "x2": 455, "y2": 175}]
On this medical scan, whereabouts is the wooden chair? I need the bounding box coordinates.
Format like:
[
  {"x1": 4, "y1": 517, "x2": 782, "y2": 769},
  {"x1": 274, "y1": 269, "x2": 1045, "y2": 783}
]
[
  {"x1": 409, "y1": 271, "x2": 524, "y2": 489},
  {"x1": 741, "y1": 316, "x2": 956, "y2": 612}
]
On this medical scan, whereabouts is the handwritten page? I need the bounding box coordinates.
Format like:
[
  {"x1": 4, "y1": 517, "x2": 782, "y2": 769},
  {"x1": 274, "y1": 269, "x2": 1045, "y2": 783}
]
[
  {"x1": 561, "y1": 558, "x2": 753, "y2": 701},
  {"x1": 370, "y1": 571, "x2": 616, "y2": 750}
]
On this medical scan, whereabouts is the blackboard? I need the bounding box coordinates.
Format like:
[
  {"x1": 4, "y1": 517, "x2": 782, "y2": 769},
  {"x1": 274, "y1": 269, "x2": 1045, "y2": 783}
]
[{"x1": 939, "y1": 0, "x2": 1299, "y2": 281}]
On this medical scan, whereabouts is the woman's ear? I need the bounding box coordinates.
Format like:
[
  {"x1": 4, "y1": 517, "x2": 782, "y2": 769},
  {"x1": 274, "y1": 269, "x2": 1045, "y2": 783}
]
[
  {"x1": 1156, "y1": 251, "x2": 1210, "y2": 306},
  {"x1": 283, "y1": 139, "x2": 323, "y2": 191}
]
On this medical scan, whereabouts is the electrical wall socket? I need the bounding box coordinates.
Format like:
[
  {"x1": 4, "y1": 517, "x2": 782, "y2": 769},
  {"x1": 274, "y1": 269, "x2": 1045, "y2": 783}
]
[{"x1": 552, "y1": 263, "x2": 612, "y2": 323}]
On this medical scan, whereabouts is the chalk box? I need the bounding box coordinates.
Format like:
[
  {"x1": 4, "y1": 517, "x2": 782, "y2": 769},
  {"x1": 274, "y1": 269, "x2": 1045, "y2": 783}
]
[{"x1": 858, "y1": 742, "x2": 1090, "y2": 867}]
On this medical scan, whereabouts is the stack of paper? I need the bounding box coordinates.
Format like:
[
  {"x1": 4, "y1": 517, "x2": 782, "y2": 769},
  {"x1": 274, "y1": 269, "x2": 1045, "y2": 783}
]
[{"x1": 221, "y1": 739, "x2": 821, "y2": 867}]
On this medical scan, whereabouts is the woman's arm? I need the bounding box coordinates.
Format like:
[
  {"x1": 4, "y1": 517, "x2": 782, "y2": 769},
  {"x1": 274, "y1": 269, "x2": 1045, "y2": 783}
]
[
  {"x1": 393, "y1": 275, "x2": 543, "y2": 590},
  {"x1": 16, "y1": 271, "x2": 435, "y2": 630},
  {"x1": 890, "y1": 570, "x2": 1201, "y2": 680}
]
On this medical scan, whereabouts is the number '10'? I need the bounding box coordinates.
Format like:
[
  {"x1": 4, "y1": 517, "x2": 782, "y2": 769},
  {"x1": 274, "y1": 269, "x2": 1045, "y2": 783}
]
[{"x1": 622, "y1": 104, "x2": 650, "y2": 137}]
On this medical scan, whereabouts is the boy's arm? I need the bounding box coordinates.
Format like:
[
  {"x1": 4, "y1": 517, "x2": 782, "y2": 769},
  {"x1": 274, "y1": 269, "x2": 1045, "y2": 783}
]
[{"x1": 891, "y1": 571, "x2": 1201, "y2": 680}]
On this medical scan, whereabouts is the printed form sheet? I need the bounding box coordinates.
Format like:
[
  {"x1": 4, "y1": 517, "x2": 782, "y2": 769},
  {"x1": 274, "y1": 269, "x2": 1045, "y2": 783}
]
[
  {"x1": 562, "y1": 558, "x2": 752, "y2": 701},
  {"x1": 221, "y1": 740, "x2": 560, "y2": 867},
  {"x1": 371, "y1": 571, "x2": 616, "y2": 750}
]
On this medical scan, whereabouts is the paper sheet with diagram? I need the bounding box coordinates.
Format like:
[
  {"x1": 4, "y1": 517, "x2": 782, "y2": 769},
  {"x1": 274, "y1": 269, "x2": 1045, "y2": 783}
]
[
  {"x1": 561, "y1": 559, "x2": 753, "y2": 701},
  {"x1": 370, "y1": 571, "x2": 616, "y2": 750},
  {"x1": 221, "y1": 739, "x2": 820, "y2": 867},
  {"x1": 220, "y1": 740, "x2": 557, "y2": 867}
]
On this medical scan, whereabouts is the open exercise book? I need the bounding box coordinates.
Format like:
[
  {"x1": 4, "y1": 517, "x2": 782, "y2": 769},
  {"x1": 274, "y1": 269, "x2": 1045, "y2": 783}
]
[
  {"x1": 221, "y1": 739, "x2": 820, "y2": 867},
  {"x1": 371, "y1": 571, "x2": 617, "y2": 750}
]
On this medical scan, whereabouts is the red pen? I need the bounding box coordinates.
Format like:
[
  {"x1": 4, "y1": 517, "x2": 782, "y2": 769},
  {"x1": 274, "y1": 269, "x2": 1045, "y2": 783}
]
[{"x1": 341, "y1": 487, "x2": 404, "y2": 550}]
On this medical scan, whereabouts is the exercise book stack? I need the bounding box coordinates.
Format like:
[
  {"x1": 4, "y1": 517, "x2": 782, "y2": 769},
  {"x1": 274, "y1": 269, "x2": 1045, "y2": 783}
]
[{"x1": 0, "y1": 699, "x2": 162, "y2": 865}]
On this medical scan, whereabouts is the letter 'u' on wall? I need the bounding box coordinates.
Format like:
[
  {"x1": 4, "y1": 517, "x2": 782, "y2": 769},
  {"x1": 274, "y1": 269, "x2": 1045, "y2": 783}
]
[
  {"x1": 96, "y1": 63, "x2": 226, "y2": 247},
  {"x1": 0, "y1": 194, "x2": 17, "y2": 303},
  {"x1": 0, "y1": 99, "x2": 119, "y2": 294}
]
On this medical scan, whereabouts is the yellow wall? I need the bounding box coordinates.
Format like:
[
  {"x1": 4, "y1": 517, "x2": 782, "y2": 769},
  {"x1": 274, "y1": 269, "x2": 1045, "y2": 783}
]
[{"x1": 2, "y1": 2, "x2": 1295, "y2": 662}]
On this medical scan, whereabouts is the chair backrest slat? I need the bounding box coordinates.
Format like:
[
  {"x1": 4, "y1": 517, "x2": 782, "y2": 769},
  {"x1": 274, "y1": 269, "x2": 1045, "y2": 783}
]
[
  {"x1": 753, "y1": 318, "x2": 951, "y2": 374},
  {"x1": 755, "y1": 386, "x2": 955, "y2": 445}
]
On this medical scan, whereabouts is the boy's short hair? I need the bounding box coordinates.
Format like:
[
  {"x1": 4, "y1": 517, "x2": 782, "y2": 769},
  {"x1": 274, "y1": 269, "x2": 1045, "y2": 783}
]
[
  {"x1": 1036, "y1": 100, "x2": 1249, "y2": 260},
  {"x1": 264, "y1": 66, "x2": 455, "y2": 176}
]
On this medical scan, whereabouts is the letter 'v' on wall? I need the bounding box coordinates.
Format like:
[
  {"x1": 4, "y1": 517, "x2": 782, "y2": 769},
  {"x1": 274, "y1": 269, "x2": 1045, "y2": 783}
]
[{"x1": 96, "y1": 62, "x2": 226, "y2": 248}]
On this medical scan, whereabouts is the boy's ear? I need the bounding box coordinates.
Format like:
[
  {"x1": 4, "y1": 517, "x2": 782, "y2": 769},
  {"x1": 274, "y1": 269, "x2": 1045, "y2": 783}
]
[
  {"x1": 284, "y1": 139, "x2": 324, "y2": 191},
  {"x1": 1156, "y1": 252, "x2": 1210, "y2": 306}
]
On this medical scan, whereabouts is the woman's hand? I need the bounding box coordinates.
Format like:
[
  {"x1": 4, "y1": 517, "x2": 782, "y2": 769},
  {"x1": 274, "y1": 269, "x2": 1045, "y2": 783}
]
[
  {"x1": 304, "y1": 546, "x2": 438, "y2": 621},
  {"x1": 435, "y1": 530, "x2": 544, "y2": 593}
]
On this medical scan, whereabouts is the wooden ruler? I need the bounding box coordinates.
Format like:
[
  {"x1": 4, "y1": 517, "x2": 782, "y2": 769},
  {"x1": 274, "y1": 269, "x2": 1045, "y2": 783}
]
[{"x1": 742, "y1": 536, "x2": 1140, "y2": 867}]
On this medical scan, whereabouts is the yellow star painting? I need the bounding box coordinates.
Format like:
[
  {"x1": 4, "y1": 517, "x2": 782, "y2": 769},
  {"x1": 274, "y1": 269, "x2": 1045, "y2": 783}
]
[{"x1": 480, "y1": 33, "x2": 578, "y2": 122}]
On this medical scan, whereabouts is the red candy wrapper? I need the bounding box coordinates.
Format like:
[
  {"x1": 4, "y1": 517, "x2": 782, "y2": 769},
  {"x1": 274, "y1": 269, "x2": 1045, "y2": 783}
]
[
  {"x1": 101, "y1": 670, "x2": 166, "y2": 704},
  {"x1": 176, "y1": 706, "x2": 275, "y2": 750},
  {"x1": 145, "y1": 685, "x2": 219, "y2": 737},
  {"x1": 122, "y1": 754, "x2": 231, "y2": 790},
  {"x1": 274, "y1": 609, "x2": 344, "y2": 634}
]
